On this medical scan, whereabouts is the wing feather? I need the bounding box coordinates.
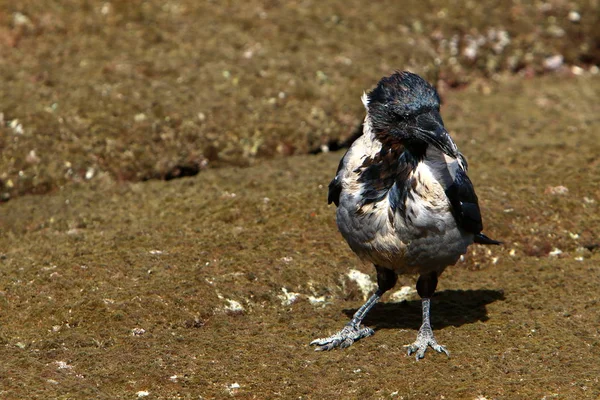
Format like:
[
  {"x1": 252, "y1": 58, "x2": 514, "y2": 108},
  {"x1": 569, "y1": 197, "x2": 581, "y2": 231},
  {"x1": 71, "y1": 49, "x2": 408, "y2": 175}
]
[
  {"x1": 445, "y1": 164, "x2": 501, "y2": 245},
  {"x1": 327, "y1": 150, "x2": 348, "y2": 206}
]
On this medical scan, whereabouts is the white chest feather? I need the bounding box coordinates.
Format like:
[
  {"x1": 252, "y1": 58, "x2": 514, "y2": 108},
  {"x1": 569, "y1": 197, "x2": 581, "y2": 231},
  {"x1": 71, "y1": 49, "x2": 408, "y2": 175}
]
[{"x1": 335, "y1": 141, "x2": 472, "y2": 274}]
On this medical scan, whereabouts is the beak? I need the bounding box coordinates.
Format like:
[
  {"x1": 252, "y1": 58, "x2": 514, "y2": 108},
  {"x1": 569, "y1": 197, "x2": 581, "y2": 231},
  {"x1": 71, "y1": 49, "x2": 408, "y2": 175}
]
[{"x1": 409, "y1": 110, "x2": 458, "y2": 158}]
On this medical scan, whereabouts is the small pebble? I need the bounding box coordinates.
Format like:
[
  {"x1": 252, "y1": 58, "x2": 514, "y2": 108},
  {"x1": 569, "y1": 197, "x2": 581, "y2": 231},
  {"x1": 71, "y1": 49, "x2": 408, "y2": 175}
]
[
  {"x1": 571, "y1": 66, "x2": 584, "y2": 75},
  {"x1": 224, "y1": 299, "x2": 244, "y2": 313},
  {"x1": 278, "y1": 287, "x2": 300, "y2": 306},
  {"x1": 227, "y1": 383, "x2": 241, "y2": 395},
  {"x1": 131, "y1": 328, "x2": 146, "y2": 336},
  {"x1": 85, "y1": 167, "x2": 95, "y2": 180},
  {"x1": 568, "y1": 11, "x2": 581, "y2": 22},
  {"x1": 56, "y1": 361, "x2": 73, "y2": 370},
  {"x1": 549, "y1": 248, "x2": 563, "y2": 257},
  {"x1": 543, "y1": 55, "x2": 563, "y2": 71},
  {"x1": 545, "y1": 185, "x2": 568, "y2": 195}
]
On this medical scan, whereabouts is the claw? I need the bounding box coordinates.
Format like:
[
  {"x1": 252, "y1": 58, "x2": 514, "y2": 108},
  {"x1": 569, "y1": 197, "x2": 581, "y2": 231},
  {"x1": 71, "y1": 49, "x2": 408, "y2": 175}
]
[
  {"x1": 432, "y1": 343, "x2": 450, "y2": 356},
  {"x1": 406, "y1": 326, "x2": 449, "y2": 360},
  {"x1": 310, "y1": 324, "x2": 374, "y2": 351}
]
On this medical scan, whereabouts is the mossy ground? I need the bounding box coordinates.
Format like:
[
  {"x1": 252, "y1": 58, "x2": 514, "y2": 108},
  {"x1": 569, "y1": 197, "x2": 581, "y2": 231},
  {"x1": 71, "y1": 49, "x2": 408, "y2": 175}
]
[
  {"x1": 2, "y1": 1, "x2": 600, "y2": 398},
  {"x1": 1, "y1": 74, "x2": 600, "y2": 398}
]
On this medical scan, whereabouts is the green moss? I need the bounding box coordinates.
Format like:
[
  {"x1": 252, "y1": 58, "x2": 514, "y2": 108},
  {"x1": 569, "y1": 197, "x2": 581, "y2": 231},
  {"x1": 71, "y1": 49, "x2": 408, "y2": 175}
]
[{"x1": 1, "y1": 2, "x2": 600, "y2": 397}]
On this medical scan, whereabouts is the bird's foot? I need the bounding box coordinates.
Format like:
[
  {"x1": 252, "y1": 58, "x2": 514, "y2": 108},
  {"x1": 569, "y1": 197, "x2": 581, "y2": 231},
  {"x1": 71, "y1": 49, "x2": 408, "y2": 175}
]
[
  {"x1": 406, "y1": 325, "x2": 449, "y2": 360},
  {"x1": 310, "y1": 323, "x2": 374, "y2": 351}
]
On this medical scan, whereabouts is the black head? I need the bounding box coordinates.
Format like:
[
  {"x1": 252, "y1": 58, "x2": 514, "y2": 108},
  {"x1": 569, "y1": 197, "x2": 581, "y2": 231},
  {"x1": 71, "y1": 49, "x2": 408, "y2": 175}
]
[
  {"x1": 367, "y1": 71, "x2": 440, "y2": 119},
  {"x1": 365, "y1": 71, "x2": 457, "y2": 157}
]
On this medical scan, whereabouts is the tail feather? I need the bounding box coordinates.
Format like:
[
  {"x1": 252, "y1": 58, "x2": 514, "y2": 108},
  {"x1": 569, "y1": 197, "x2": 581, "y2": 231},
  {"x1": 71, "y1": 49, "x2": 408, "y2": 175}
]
[{"x1": 474, "y1": 233, "x2": 502, "y2": 245}]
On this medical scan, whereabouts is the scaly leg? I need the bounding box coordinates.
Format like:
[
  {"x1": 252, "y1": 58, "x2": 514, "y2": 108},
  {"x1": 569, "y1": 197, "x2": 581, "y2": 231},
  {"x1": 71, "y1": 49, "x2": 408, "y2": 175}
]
[
  {"x1": 310, "y1": 266, "x2": 397, "y2": 351},
  {"x1": 407, "y1": 298, "x2": 449, "y2": 359},
  {"x1": 406, "y1": 271, "x2": 449, "y2": 360},
  {"x1": 310, "y1": 290, "x2": 382, "y2": 351}
]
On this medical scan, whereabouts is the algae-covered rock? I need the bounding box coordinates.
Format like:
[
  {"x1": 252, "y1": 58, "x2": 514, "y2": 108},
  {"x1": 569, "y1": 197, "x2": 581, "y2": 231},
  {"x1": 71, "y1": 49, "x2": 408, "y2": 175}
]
[{"x1": 1, "y1": 0, "x2": 599, "y2": 201}]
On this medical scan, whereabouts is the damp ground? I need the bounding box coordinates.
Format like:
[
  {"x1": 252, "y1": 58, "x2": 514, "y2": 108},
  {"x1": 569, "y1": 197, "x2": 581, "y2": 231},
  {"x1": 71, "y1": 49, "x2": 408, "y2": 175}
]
[
  {"x1": 2, "y1": 1, "x2": 600, "y2": 398},
  {"x1": 1, "y1": 0, "x2": 599, "y2": 200}
]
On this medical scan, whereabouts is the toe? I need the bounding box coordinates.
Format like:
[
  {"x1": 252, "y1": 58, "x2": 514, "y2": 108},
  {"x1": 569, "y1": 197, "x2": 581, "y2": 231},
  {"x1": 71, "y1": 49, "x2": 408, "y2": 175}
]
[
  {"x1": 310, "y1": 338, "x2": 328, "y2": 346},
  {"x1": 406, "y1": 338, "x2": 449, "y2": 360},
  {"x1": 407, "y1": 344, "x2": 427, "y2": 360},
  {"x1": 310, "y1": 337, "x2": 339, "y2": 350},
  {"x1": 432, "y1": 344, "x2": 450, "y2": 356},
  {"x1": 314, "y1": 340, "x2": 338, "y2": 351},
  {"x1": 406, "y1": 344, "x2": 418, "y2": 356},
  {"x1": 358, "y1": 327, "x2": 375, "y2": 338},
  {"x1": 310, "y1": 324, "x2": 374, "y2": 351}
]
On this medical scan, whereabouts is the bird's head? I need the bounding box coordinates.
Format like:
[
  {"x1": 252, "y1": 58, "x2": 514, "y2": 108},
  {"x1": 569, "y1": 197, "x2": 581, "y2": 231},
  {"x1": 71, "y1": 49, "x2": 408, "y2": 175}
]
[{"x1": 364, "y1": 71, "x2": 458, "y2": 158}]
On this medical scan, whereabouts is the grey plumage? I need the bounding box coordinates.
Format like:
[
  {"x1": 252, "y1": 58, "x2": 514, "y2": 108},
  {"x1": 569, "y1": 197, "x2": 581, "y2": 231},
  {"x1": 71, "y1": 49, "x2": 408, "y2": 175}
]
[{"x1": 311, "y1": 71, "x2": 500, "y2": 359}]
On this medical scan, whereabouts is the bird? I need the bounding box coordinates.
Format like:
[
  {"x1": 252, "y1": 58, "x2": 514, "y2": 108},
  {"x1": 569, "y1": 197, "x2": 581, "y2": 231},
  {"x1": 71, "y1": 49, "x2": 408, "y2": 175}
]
[{"x1": 310, "y1": 71, "x2": 500, "y2": 360}]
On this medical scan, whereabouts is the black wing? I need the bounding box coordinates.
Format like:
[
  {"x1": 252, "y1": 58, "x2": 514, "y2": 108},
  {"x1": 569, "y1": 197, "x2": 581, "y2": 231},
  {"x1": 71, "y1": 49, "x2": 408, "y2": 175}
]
[
  {"x1": 355, "y1": 142, "x2": 408, "y2": 208},
  {"x1": 329, "y1": 143, "x2": 408, "y2": 209},
  {"x1": 327, "y1": 150, "x2": 348, "y2": 206},
  {"x1": 445, "y1": 168, "x2": 501, "y2": 245}
]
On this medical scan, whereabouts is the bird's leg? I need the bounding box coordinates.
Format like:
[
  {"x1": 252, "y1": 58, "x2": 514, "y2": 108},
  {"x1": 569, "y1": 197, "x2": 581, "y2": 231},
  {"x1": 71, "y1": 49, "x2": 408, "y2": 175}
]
[
  {"x1": 310, "y1": 266, "x2": 397, "y2": 351},
  {"x1": 407, "y1": 298, "x2": 449, "y2": 359},
  {"x1": 310, "y1": 290, "x2": 382, "y2": 351},
  {"x1": 407, "y1": 271, "x2": 449, "y2": 360}
]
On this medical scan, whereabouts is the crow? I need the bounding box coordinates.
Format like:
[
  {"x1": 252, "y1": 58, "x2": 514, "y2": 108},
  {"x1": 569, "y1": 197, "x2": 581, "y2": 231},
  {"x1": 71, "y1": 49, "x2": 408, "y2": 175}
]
[{"x1": 311, "y1": 71, "x2": 500, "y2": 359}]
